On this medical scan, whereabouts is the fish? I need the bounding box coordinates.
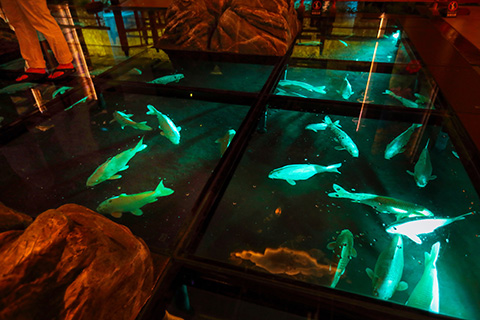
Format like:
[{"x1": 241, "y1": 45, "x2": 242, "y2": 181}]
[
  {"x1": 65, "y1": 96, "x2": 88, "y2": 111},
  {"x1": 366, "y1": 235, "x2": 408, "y2": 300},
  {"x1": 384, "y1": 123, "x2": 422, "y2": 160},
  {"x1": 414, "y1": 93, "x2": 430, "y2": 105},
  {"x1": 146, "y1": 104, "x2": 181, "y2": 144},
  {"x1": 278, "y1": 80, "x2": 326, "y2": 94},
  {"x1": 148, "y1": 73, "x2": 184, "y2": 85},
  {"x1": 297, "y1": 40, "x2": 322, "y2": 46},
  {"x1": 328, "y1": 184, "x2": 434, "y2": 220},
  {"x1": 215, "y1": 129, "x2": 236, "y2": 156},
  {"x1": 306, "y1": 116, "x2": 359, "y2": 158},
  {"x1": 86, "y1": 137, "x2": 147, "y2": 187},
  {"x1": 386, "y1": 212, "x2": 474, "y2": 244},
  {"x1": 268, "y1": 163, "x2": 342, "y2": 186},
  {"x1": 407, "y1": 139, "x2": 436, "y2": 188},
  {"x1": 97, "y1": 179, "x2": 174, "y2": 218},
  {"x1": 275, "y1": 87, "x2": 308, "y2": 98},
  {"x1": 52, "y1": 86, "x2": 72, "y2": 99},
  {"x1": 113, "y1": 111, "x2": 153, "y2": 131},
  {"x1": 383, "y1": 90, "x2": 419, "y2": 108},
  {"x1": 338, "y1": 40, "x2": 348, "y2": 47},
  {"x1": 327, "y1": 229, "x2": 357, "y2": 288},
  {"x1": 233, "y1": 247, "x2": 331, "y2": 277},
  {"x1": 406, "y1": 242, "x2": 440, "y2": 312},
  {"x1": 337, "y1": 74, "x2": 354, "y2": 100}
]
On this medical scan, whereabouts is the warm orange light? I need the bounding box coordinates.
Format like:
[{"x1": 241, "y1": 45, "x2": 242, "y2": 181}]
[{"x1": 275, "y1": 207, "x2": 282, "y2": 216}]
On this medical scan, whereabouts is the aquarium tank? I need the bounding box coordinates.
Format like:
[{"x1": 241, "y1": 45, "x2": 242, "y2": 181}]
[{"x1": 0, "y1": 7, "x2": 479, "y2": 320}]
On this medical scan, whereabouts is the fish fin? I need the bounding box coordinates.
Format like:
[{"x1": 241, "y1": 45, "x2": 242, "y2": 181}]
[
  {"x1": 406, "y1": 170, "x2": 414, "y2": 176},
  {"x1": 119, "y1": 166, "x2": 129, "y2": 171},
  {"x1": 108, "y1": 175, "x2": 122, "y2": 180},
  {"x1": 397, "y1": 281, "x2": 408, "y2": 291},
  {"x1": 323, "y1": 163, "x2": 342, "y2": 174},
  {"x1": 333, "y1": 120, "x2": 341, "y2": 127},
  {"x1": 327, "y1": 242, "x2": 336, "y2": 250},
  {"x1": 366, "y1": 268, "x2": 374, "y2": 280},
  {"x1": 382, "y1": 90, "x2": 392, "y2": 95},
  {"x1": 131, "y1": 209, "x2": 143, "y2": 216},
  {"x1": 146, "y1": 104, "x2": 159, "y2": 115},
  {"x1": 323, "y1": 115, "x2": 332, "y2": 124},
  {"x1": 406, "y1": 234, "x2": 423, "y2": 244},
  {"x1": 351, "y1": 247, "x2": 357, "y2": 258},
  {"x1": 328, "y1": 184, "x2": 350, "y2": 199},
  {"x1": 317, "y1": 86, "x2": 327, "y2": 94},
  {"x1": 177, "y1": 126, "x2": 181, "y2": 132},
  {"x1": 286, "y1": 179, "x2": 296, "y2": 186},
  {"x1": 110, "y1": 212, "x2": 123, "y2": 218},
  {"x1": 334, "y1": 146, "x2": 346, "y2": 151},
  {"x1": 154, "y1": 179, "x2": 174, "y2": 196},
  {"x1": 427, "y1": 242, "x2": 441, "y2": 266},
  {"x1": 429, "y1": 175, "x2": 437, "y2": 181}
]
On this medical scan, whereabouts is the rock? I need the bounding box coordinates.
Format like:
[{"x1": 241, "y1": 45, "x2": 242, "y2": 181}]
[
  {"x1": 159, "y1": 0, "x2": 300, "y2": 55},
  {"x1": 0, "y1": 201, "x2": 33, "y2": 233},
  {"x1": 0, "y1": 204, "x2": 154, "y2": 320}
]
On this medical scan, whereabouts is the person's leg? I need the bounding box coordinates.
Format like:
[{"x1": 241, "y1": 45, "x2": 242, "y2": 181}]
[
  {"x1": 16, "y1": 0, "x2": 73, "y2": 67},
  {"x1": 0, "y1": 0, "x2": 46, "y2": 70}
]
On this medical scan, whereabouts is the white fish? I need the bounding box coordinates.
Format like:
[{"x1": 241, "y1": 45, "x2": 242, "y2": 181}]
[
  {"x1": 386, "y1": 212, "x2": 474, "y2": 244},
  {"x1": 148, "y1": 73, "x2": 184, "y2": 84},
  {"x1": 215, "y1": 129, "x2": 236, "y2": 156},
  {"x1": 366, "y1": 235, "x2": 408, "y2": 300},
  {"x1": 113, "y1": 111, "x2": 153, "y2": 131},
  {"x1": 337, "y1": 74, "x2": 354, "y2": 100},
  {"x1": 327, "y1": 229, "x2": 357, "y2": 288},
  {"x1": 338, "y1": 40, "x2": 348, "y2": 47},
  {"x1": 407, "y1": 139, "x2": 436, "y2": 188},
  {"x1": 278, "y1": 80, "x2": 326, "y2": 94},
  {"x1": 414, "y1": 93, "x2": 430, "y2": 105},
  {"x1": 268, "y1": 163, "x2": 341, "y2": 186},
  {"x1": 297, "y1": 40, "x2": 322, "y2": 46},
  {"x1": 306, "y1": 115, "x2": 359, "y2": 158},
  {"x1": 406, "y1": 242, "x2": 440, "y2": 312},
  {"x1": 275, "y1": 87, "x2": 308, "y2": 98},
  {"x1": 328, "y1": 184, "x2": 434, "y2": 220},
  {"x1": 97, "y1": 180, "x2": 174, "y2": 218},
  {"x1": 146, "y1": 104, "x2": 181, "y2": 144},
  {"x1": 383, "y1": 89, "x2": 419, "y2": 108},
  {"x1": 52, "y1": 86, "x2": 72, "y2": 98},
  {"x1": 385, "y1": 123, "x2": 422, "y2": 160},
  {"x1": 86, "y1": 137, "x2": 147, "y2": 187}
]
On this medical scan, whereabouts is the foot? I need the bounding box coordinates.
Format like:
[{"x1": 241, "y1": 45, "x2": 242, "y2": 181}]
[
  {"x1": 48, "y1": 63, "x2": 76, "y2": 80},
  {"x1": 16, "y1": 68, "x2": 47, "y2": 82}
]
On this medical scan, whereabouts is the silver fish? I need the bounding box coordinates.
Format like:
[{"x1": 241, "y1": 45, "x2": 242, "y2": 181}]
[
  {"x1": 327, "y1": 229, "x2": 357, "y2": 288},
  {"x1": 407, "y1": 139, "x2": 436, "y2": 188},
  {"x1": 52, "y1": 86, "x2": 72, "y2": 99},
  {"x1": 383, "y1": 90, "x2": 419, "y2": 108},
  {"x1": 337, "y1": 74, "x2": 354, "y2": 100},
  {"x1": 97, "y1": 179, "x2": 174, "y2": 218},
  {"x1": 268, "y1": 163, "x2": 341, "y2": 186},
  {"x1": 297, "y1": 40, "x2": 322, "y2": 46},
  {"x1": 385, "y1": 123, "x2": 422, "y2": 160},
  {"x1": 215, "y1": 129, "x2": 236, "y2": 156},
  {"x1": 328, "y1": 184, "x2": 434, "y2": 220},
  {"x1": 406, "y1": 242, "x2": 440, "y2": 313},
  {"x1": 86, "y1": 137, "x2": 147, "y2": 187},
  {"x1": 306, "y1": 115, "x2": 359, "y2": 158},
  {"x1": 146, "y1": 104, "x2": 181, "y2": 144},
  {"x1": 148, "y1": 73, "x2": 184, "y2": 85},
  {"x1": 113, "y1": 111, "x2": 153, "y2": 131},
  {"x1": 275, "y1": 87, "x2": 308, "y2": 98},
  {"x1": 386, "y1": 212, "x2": 474, "y2": 244},
  {"x1": 366, "y1": 235, "x2": 408, "y2": 300},
  {"x1": 278, "y1": 80, "x2": 326, "y2": 94}
]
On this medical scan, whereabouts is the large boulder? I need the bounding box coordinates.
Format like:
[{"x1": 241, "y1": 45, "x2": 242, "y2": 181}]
[
  {"x1": 0, "y1": 203, "x2": 154, "y2": 320},
  {"x1": 159, "y1": 0, "x2": 301, "y2": 55}
]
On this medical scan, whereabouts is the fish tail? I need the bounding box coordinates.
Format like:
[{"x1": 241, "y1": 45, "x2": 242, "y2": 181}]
[
  {"x1": 383, "y1": 89, "x2": 393, "y2": 95},
  {"x1": 320, "y1": 163, "x2": 342, "y2": 174},
  {"x1": 323, "y1": 115, "x2": 333, "y2": 125},
  {"x1": 425, "y1": 138, "x2": 430, "y2": 149},
  {"x1": 146, "y1": 104, "x2": 159, "y2": 115},
  {"x1": 138, "y1": 122, "x2": 153, "y2": 131},
  {"x1": 328, "y1": 184, "x2": 353, "y2": 199},
  {"x1": 134, "y1": 136, "x2": 148, "y2": 152},
  {"x1": 154, "y1": 179, "x2": 174, "y2": 196},
  {"x1": 425, "y1": 242, "x2": 441, "y2": 268}
]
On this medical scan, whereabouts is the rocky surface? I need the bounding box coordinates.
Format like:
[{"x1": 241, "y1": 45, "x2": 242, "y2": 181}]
[
  {"x1": 0, "y1": 202, "x2": 33, "y2": 233},
  {"x1": 159, "y1": 0, "x2": 301, "y2": 55},
  {"x1": 0, "y1": 203, "x2": 154, "y2": 320}
]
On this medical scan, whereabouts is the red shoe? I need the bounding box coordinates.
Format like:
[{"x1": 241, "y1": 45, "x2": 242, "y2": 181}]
[
  {"x1": 48, "y1": 64, "x2": 76, "y2": 81},
  {"x1": 16, "y1": 68, "x2": 47, "y2": 82}
]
